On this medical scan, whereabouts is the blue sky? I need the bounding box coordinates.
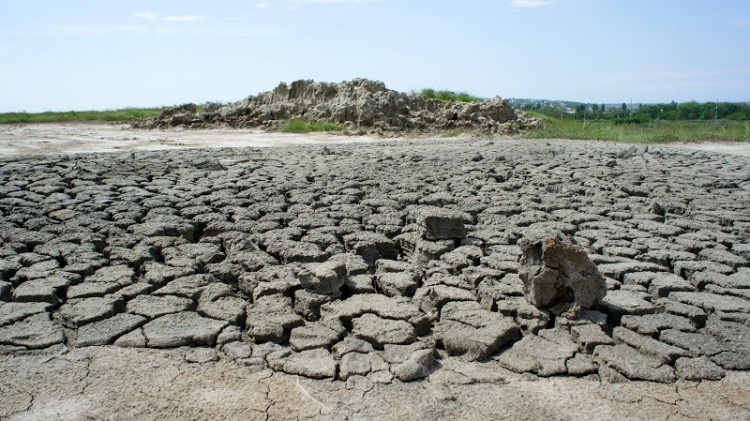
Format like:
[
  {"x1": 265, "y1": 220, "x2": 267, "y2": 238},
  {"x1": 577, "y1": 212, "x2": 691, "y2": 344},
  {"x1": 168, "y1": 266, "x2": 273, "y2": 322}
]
[{"x1": 1, "y1": 0, "x2": 749, "y2": 112}]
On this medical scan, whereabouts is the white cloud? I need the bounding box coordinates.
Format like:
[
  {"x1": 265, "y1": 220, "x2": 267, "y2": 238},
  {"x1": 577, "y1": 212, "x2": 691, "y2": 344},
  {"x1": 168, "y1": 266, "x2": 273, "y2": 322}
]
[
  {"x1": 162, "y1": 15, "x2": 206, "y2": 22},
  {"x1": 510, "y1": 0, "x2": 556, "y2": 8},
  {"x1": 131, "y1": 12, "x2": 160, "y2": 20},
  {"x1": 61, "y1": 12, "x2": 208, "y2": 35},
  {"x1": 56, "y1": 24, "x2": 278, "y2": 37},
  {"x1": 255, "y1": 0, "x2": 379, "y2": 10},
  {"x1": 132, "y1": 12, "x2": 206, "y2": 22},
  {"x1": 58, "y1": 24, "x2": 150, "y2": 35},
  {"x1": 0, "y1": 29, "x2": 35, "y2": 37},
  {"x1": 290, "y1": 0, "x2": 379, "y2": 4}
]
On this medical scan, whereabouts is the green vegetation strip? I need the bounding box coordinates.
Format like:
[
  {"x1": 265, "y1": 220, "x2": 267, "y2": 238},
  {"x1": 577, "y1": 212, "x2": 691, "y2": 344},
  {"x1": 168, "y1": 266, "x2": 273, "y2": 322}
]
[
  {"x1": 525, "y1": 112, "x2": 750, "y2": 143},
  {"x1": 420, "y1": 89, "x2": 483, "y2": 103},
  {"x1": 0, "y1": 108, "x2": 167, "y2": 124},
  {"x1": 279, "y1": 119, "x2": 346, "y2": 133}
]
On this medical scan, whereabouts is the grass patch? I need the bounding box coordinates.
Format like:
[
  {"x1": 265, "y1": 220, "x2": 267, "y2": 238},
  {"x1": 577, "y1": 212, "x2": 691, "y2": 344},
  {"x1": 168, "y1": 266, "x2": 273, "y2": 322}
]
[
  {"x1": 441, "y1": 130, "x2": 465, "y2": 138},
  {"x1": 524, "y1": 112, "x2": 750, "y2": 143},
  {"x1": 279, "y1": 119, "x2": 346, "y2": 133},
  {"x1": 420, "y1": 89, "x2": 483, "y2": 103},
  {"x1": 0, "y1": 108, "x2": 168, "y2": 124}
]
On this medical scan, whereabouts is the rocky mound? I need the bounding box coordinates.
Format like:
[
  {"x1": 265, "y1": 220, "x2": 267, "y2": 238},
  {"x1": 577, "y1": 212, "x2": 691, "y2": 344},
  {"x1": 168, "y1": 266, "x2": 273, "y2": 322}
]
[{"x1": 133, "y1": 79, "x2": 541, "y2": 135}]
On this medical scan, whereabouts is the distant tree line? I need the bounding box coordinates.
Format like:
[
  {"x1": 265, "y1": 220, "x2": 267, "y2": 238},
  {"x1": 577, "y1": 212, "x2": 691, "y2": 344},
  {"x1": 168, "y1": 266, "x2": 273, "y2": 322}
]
[{"x1": 522, "y1": 101, "x2": 750, "y2": 123}]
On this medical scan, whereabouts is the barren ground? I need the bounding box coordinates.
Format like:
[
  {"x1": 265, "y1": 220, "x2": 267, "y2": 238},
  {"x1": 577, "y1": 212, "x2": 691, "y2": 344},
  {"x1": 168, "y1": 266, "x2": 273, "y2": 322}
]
[
  {"x1": 0, "y1": 123, "x2": 382, "y2": 157},
  {"x1": 1, "y1": 123, "x2": 749, "y2": 421},
  {"x1": 4, "y1": 346, "x2": 749, "y2": 421}
]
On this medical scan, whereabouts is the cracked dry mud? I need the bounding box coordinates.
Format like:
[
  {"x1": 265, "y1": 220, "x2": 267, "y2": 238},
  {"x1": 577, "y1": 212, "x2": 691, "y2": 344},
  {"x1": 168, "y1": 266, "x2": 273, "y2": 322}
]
[{"x1": 1, "y1": 133, "x2": 750, "y2": 420}]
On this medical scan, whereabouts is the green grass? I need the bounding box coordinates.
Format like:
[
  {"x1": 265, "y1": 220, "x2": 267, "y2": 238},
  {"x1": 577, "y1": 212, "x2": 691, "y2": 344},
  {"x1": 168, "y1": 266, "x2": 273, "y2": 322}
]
[
  {"x1": 524, "y1": 112, "x2": 750, "y2": 142},
  {"x1": 279, "y1": 119, "x2": 346, "y2": 133},
  {"x1": 420, "y1": 89, "x2": 483, "y2": 103},
  {"x1": 441, "y1": 130, "x2": 465, "y2": 138},
  {"x1": 0, "y1": 108, "x2": 168, "y2": 124}
]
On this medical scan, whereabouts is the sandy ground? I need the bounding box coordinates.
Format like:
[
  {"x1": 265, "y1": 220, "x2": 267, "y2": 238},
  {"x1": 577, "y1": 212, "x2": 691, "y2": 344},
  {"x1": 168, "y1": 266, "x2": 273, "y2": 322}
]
[
  {"x1": 0, "y1": 123, "x2": 382, "y2": 157},
  {"x1": 0, "y1": 122, "x2": 748, "y2": 158},
  {"x1": 672, "y1": 141, "x2": 750, "y2": 157}
]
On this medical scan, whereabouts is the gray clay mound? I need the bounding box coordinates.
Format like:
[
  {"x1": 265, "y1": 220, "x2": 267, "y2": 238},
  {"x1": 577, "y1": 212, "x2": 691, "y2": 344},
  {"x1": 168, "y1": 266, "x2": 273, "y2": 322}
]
[
  {"x1": 1, "y1": 138, "x2": 749, "y2": 386},
  {"x1": 134, "y1": 79, "x2": 541, "y2": 135}
]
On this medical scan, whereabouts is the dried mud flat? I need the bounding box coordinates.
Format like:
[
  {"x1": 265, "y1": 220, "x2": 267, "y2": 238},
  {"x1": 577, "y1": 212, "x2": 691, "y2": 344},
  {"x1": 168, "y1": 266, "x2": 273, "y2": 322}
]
[{"x1": 1, "y1": 124, "x2": 750, "y2": 420}]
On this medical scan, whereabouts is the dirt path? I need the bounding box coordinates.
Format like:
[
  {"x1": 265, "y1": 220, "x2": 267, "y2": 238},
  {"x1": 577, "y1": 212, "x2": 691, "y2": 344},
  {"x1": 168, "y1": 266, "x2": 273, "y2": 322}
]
[
  {"x1": 671, "y1": 141, "x2": 750, "y2": 157},
  {"x1": 0, "y1": 123, "x2": 382, "y2": 157},
  {"x1": 1, "y1": 123, "x2": 748, "y2": 158}
]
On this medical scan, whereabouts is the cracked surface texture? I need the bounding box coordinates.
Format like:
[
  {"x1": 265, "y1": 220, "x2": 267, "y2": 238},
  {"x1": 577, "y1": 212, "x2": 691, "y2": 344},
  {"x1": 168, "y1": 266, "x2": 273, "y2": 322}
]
[{"x1": 1, "y1": 132, "x2": 750, "y2": 419}]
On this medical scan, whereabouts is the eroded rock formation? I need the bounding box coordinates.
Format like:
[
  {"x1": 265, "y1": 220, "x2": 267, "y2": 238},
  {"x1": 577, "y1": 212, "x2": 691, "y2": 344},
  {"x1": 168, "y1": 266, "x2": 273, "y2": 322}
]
[{"x1": 134, "y1": 79, "x2": 541, "y2": 135}]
